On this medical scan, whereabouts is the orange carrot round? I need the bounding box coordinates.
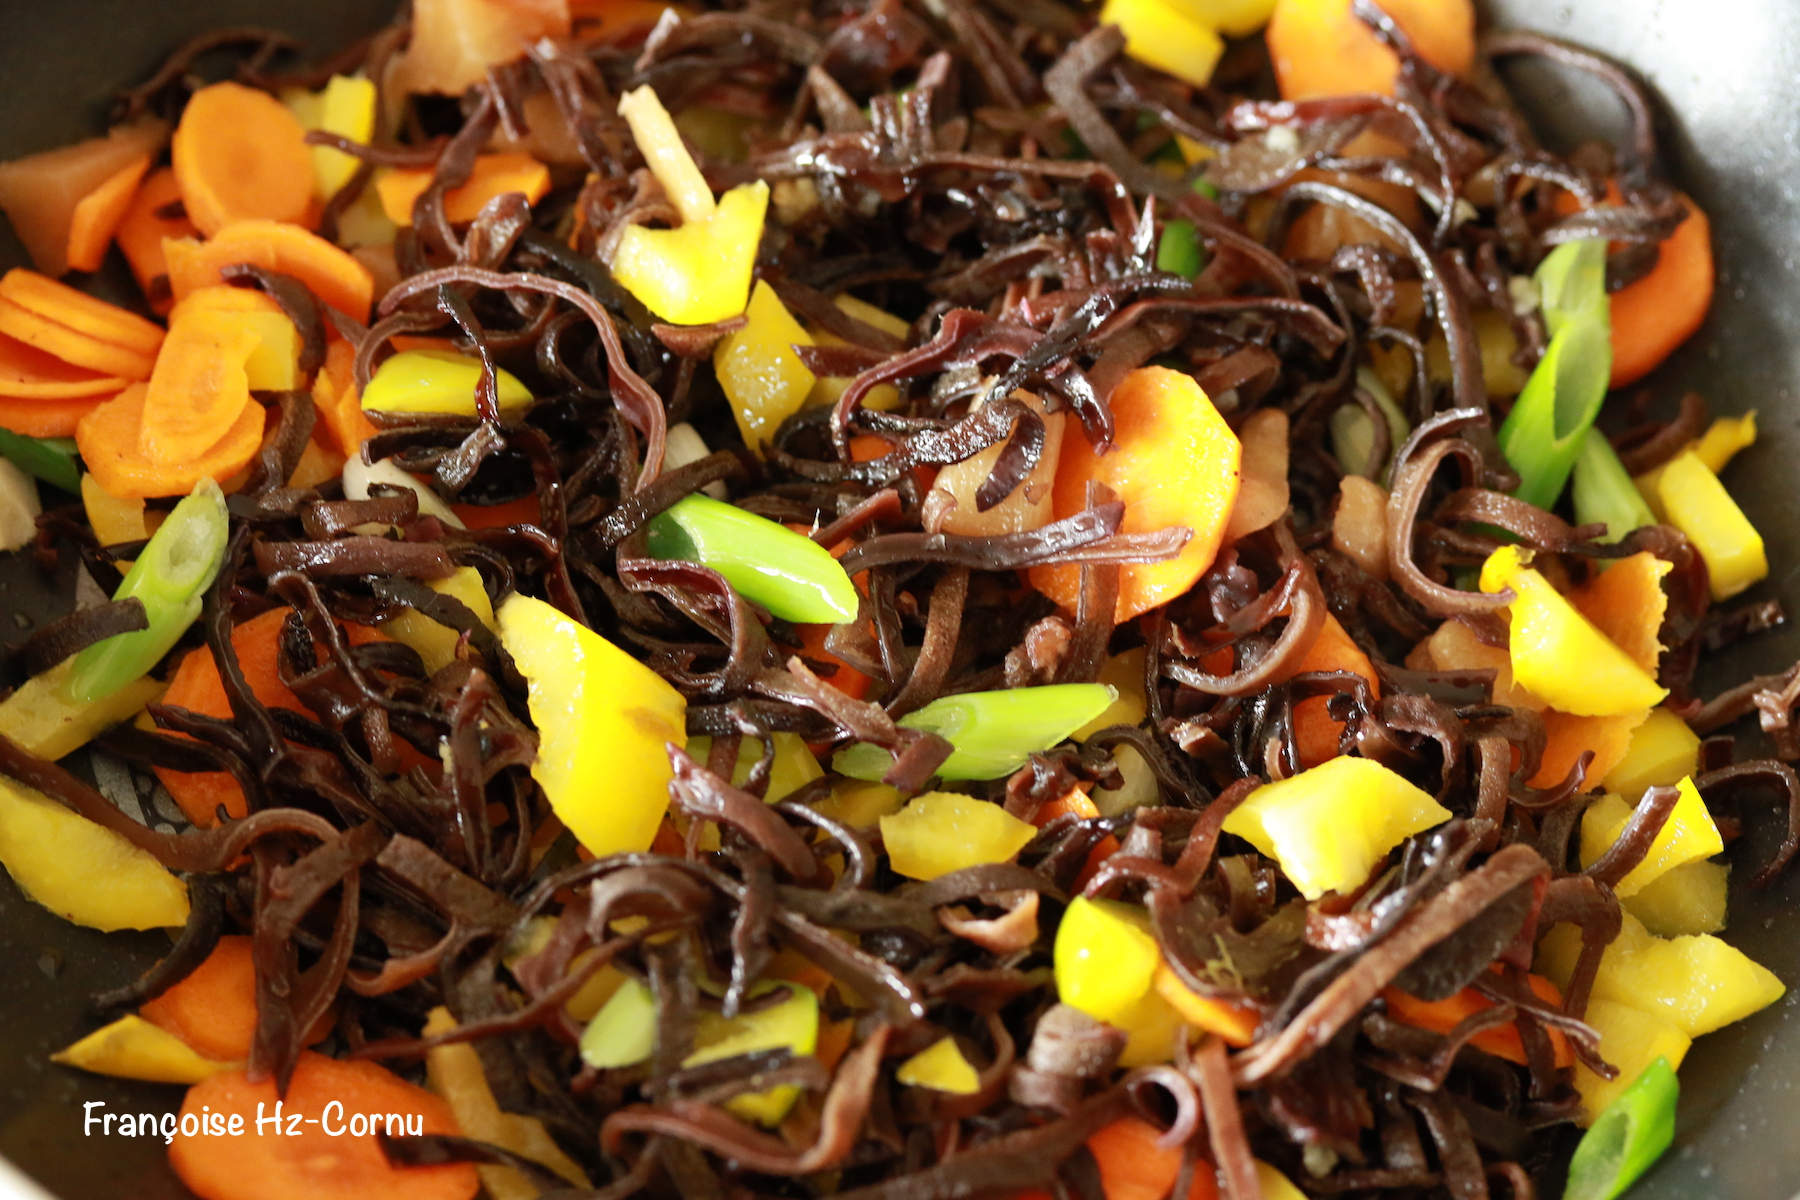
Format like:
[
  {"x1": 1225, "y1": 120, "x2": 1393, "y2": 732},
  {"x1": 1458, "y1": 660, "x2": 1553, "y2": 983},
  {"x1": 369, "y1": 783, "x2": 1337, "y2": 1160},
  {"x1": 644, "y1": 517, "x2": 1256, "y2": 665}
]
[
  {"x1": 76, "y1": 383, "x2": 267, "y2": 500},
  {"x1": 0, "y1": 330, "x2": 126, "y2": 399},
  {"x1": 1266, "y1": 0, "x2": 1475, "y2": 100},
  {"x1": 312, "y1": 334, "x2": 380, "y2": 457},
  {"x1": 1286, "y1": 613, "x2": 1380, "y2": 769},
  {"x1": 116, "y1": 167, "x2": 197, "y2": 315},
  {"x1": 0, "y1": 393, "x2": 110, "y2": 438},
  {"x1": 169, "y1": 1051, "x2": 477, "y2": 1200},
  {"x1": 1608, "y1": 195, "x2": 1713, "y2": 387},
  {"x1": 1087, "y1": 1116, "x2": 1219, "y2": 1200},
  {"x1": 138, "y1": 312, "x2": 259, "y2": 467},
  {"x1": 0, "y1": 118, "x2": 168, "y2": 277},
  {"x1": 65, "y1": 153, "x2": 153, "y2": 274},
  {"x1": 165, "y1": 220, "x2": 375, "y2": 321},
  {"x1": 171, "y1": 82, "x2": 316, "y2": 237},
  {"x1": 0, "y1": 294, "x2": 156, "y2": 381},
  {"x1": 1030, "y1": 366, "x2": 1241, "y2": 623},
  {"x1": 0, "y1": 268, "x2": 165, "y2": 357},
  {"x1": 140, "y1": 936, "x2": 332, "y2": 1062}
]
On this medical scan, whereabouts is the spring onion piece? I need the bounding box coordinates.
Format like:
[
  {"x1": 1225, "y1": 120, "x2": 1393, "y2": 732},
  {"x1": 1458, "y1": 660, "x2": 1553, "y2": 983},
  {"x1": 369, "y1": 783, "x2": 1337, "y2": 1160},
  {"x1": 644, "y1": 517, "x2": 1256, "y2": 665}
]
[
  {"x1": 1497, "y1": 239, "x2": 1612, "y2": 509},
  {"x1": 1329, "y1": 367, "x2": 1411, "y2": 480},
  {"x1": 833, "y1": 683, "x2": 1116, "y2": 781},
  {"x1": 67, "y1": 477, "x2": 228, "y2": 704},
  {"x1": 1156, "y1": 218, "x2": 1205, "y2": 279},
  {"x1": 1564, "y1": 1056, "x2": 1678, "y2": 1200},
  {"x1": 645, "y1": 493, "x2": 858, "y2": 623},
  {"x1": 1573, "y1": 428, "x2": 1657, "y2": 543},
  {"x1": 0, "y1": 430, "x2": 80, "y2": 494}
]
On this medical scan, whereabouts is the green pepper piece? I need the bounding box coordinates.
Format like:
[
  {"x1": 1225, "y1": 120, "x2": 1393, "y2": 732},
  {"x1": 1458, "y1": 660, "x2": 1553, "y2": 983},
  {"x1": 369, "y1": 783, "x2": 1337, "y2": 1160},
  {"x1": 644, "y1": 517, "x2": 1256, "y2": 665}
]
[
  {"x1": 646, "y1": 493, "x2": 858, "y2": 624},
  {"x1": 1564, "y1": 1056, "x2": 1679, "y2": 1200},
  {"x1": 1572, "y1": 427, "x2": 1657, "y2": 543},
  {"x1": 1157, "y1": 219, "x2": 1205, "y2": 279},
  {"x1": 0, "y1": 430, "x2": 80, "y2": 494},
  {"x1": 834, "y1": 683, "x2": 1116, "y2": 782},
  {"x1": 67, "y1": 478, "x2": 229, "y2": 703}
]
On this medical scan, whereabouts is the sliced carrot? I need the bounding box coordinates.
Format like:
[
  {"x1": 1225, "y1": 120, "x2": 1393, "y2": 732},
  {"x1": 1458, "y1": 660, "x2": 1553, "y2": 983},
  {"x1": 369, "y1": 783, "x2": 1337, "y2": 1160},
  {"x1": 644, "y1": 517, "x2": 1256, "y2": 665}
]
[
  {"x1": 813, "y1": 1017, "x2": 856, "y2": 1074},
  {"x1": 376, "y1": 153, "x2": 554, "y2": 226},
  {"x1": 65, "y1": 153, "x2": 153, "y2": 273},
  {"x1": 1383, "y1": 973, "x2": 1574, "y2": 1069},
  {"x1": 0, "y1": 330, "x2": 126, "y2": 399},
  {"x1": 794, "y1": 620, "x2": 871, "y2": 701},
  {"x1": 451, "y1": 493, "x2": 542, "y2": 529},
  {"x1": 1088, "y1": 1116, "x2": 1219, "y2": 1200},
  {"x1": 1033, "y1": 785, "x2": 1102, "y2": 825},
  {"x1": 290, "y1": 436, "x2": 347, "y2": 490},
  {"x1": 0, "y1": 118, "x2": 169, "y2": 276},
  {"x1": 117, "y1": 167, "x2": 196, "y2": 315},
  {"x1": 140, "y1": 936, "x2": 331, "y2": 1062},
  {"x1": 1031, "y1": 366, "x2": 1241, "y2": 623},
  {"x1": 0, "y1": 268, "x2": 165, "y2": 357},
  {"x1": 1529, "y1": 709, "x2": 1648, "y2": 790},
  {"x1": 1153, "y1": 966, "x2": 1261, "y2": 1047},
  {"x1": 165, "y1": 220, "x2": 375, "y2": 320},
  {"x1": 1569, "y1": 551, "x2": 1671, "y2": 676},
  {"x1": 169, "y1": 1051, "x2": 477, "y2": 1200},
  {"x1": 139, "y1": 311, "x2": 259, "y2": 466},
  {"x1": 312, "y1": 334, "x2": 379, "y2": 457},
  {"x1": 0, "y1": 294, "x2": 156, "y2": 381},
  {"x1": 1266, "y1": 0, "x2": 1476, "y2": 100},
  {"x1": 171, "y1": 81, "x2": 315, "y2": 237},
  {"x1": 76, "y1": 383, "x2": 266, "y2": 500},
  {"x1": 388, "y1": 334, "x2": 459, "y2": 354},
  {"x1": 1610, "y1": 197, "x2": 1714, "y2": 385},
  {"x1": 1287, "y1": 613, "x2": 1380, "y2": 769},
  {"x1": 0, "y1": 393, "x2": 110, "y2": 438}
]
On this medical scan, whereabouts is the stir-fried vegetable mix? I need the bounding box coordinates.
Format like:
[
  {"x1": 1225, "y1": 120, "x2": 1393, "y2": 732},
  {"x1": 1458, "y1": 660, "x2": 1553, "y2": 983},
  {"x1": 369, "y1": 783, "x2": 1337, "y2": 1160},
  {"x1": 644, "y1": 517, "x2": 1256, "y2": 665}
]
[{"x1": 0, "y1": 0, "x2": 1789, "y2": 1197}]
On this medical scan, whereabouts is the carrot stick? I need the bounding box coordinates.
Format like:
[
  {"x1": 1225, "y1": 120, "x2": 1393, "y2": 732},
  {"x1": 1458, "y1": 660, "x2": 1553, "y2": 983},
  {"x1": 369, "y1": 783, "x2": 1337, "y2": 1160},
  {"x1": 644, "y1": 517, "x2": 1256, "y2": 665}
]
[
  {"x1": 0, "y1": 268, "x2": 165, "y2": 357},
  {"x1": 0, "y1": 393, "x2": 110, "y2": 438},
  {"x1": 0, "y1": 294, "x2": 156, "y2": 381},
  {"x1": 1529, "y1": 709, "x2": 1648, "y2": 790},
  {"x1": 169, "y1": 1051, "x2": 477, "y2": 1200},
  {"x1": 171, "y1": 82, "x2": 316, "y2": 237},
  {"x1": 138, "y1": 311, "x2": 259, "y2": 466},
  {"x1": 376, "y1": 153, "x2": 553, "y2": 226},
  {"x1": 0, "y1": 330, "x2": 125, "y2": 399},
  {"x1": 1609, "y1": 196, "x2": 1713, "y2": 387},
  {"x1": 1087, "y1": 1116, "x2": 1219, "y2": 1200},
  {"x1": 312, "y1": 333, "x2": 379, "y2": 457},
  {"x1": 1267, "y1": 0, "x2": 1475, "y2": 100},
  {"x1": 165, "y1": 220, "x2": 375, "y2": 320},
  {"x1": 140, "y1": 935, "x2": 331, "y2": 1062},
  {"x1": 75, "y1": 383, "x2": 266, "y2": 500},
  {"x1": 0, "y1": 118, "x2": 169, "y2": 277},
  {"x1": 1382, "y1": 973, "x2": 1574, "y2": 1069},
  {"x1": 116, "y1": 167, "x2": 196, "y2": 315},
  {"x1": 65, "y1": 153, "x2": 153, "y2": 274},
  {"x1": 1031, "y1": 366, "x2": 1241, "y2": 623}
]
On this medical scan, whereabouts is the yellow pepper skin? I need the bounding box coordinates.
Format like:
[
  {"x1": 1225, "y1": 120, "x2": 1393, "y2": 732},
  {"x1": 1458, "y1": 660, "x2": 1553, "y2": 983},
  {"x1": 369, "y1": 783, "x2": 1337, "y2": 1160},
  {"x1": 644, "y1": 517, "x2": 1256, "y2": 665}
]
[
  {"x1": 686, "y1": 731, "x2": 822, "y2": 804},
  {"x1": 1578, "y1": 780, "x2": 1723, "y2": 898},
  {"x1": 1571, "y1": 999, "x2": 1691, "y2": 1126},
  {"x1": 1692, "y1": 410, "x2": 1756, "y2": 474},
  {"x1": 1653, "y1": 451, "x2": 1768, "y2": 600},
  {"x1": 687, "y1": 982, "x2": 819, "y2": 1125},
  {"x1": 811, "y1": 779, "x2": 905, "y2": 829},
  {"x1": 714, "y1": 280, "x2": 817, "y2": 451},
  {"x1": 1478, "y1": 545, "x2": 1668, "y2": 715},
  {"x1": 579, "y1": 977, "x2": 657, "y2": 1069},
  {"x1": 0, "y1": 774, "x2": 189, "y2": 930},
  {"x1": 383, "y1": 565, "x2": 496, "y2": 674},
  {"x1": 0, "y1": 658, "x2": 163, "y2": 761},
  {"x1": 496, "y1": 594, "x2": 687, "y2": 858},
  {"x1": 1054, "y1": 896, "x2": 1161, "y2": 1024},
  {"x1": 1602, "y1": 707, "x2": 1700, "y2": 805},
  {"x1": 1624, "y1": 859, "x2": 1728, "y2": 938},
  {"x1": 612, "y1": 181, "x2": 769, "y2": 326},
  {"x1": 51, "y1": 1015, "x2": 235, "y2": 1084},
  {"x1": 1099, "y1": 0, "x2": 1224, "y2": 87},
  {"x1": 1221, "y1": 756, "x2": 1451, "y2": 900},
  {"x1": 284, "y1": 75, "x2": 377, "y2": 201},
  {"x1": 361, "y1": 349, "x2": 534, "y2": 418},
  {"x1": 1113, "y1": 987, "x2": 1186, "y2": 1067},
  {"x1": 897, "y1": 1037, "x2": 982, "y2": 1094},
  {"x1": 879, "y1": 792, "x2": 1037, "y2": 881},
  {"x1": 1164, "y1": 0, "x2": 1278, "y2": 34}
]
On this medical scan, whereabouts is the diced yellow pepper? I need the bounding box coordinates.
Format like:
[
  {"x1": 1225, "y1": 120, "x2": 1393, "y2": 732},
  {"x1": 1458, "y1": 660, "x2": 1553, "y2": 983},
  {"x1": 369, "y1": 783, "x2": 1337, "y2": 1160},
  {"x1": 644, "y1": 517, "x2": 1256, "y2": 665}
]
[
  {"x1": 285, "y1": 75, "x2": 377, "y2": 201},
  {"x1": 361, "y1": 349, "x2": 534, "y2": 417},
  {"x1": 383, "y1": 565, "x2": 497, "y2": 674},
  {"x1": 1153, "y1": 964, "x2": 1259, "y2": 1046},
  {"x1": 1054, "y1": 896, "x2": 1161, "y2": 1024},
  {"x1": 1692, "y1": 410, "x2": 1756, "y2": 474},
  {"x1": 1074, "y1": 648, "x2": 1150, "y2": 737},
  {"x1": 687, "y1": 981, "x2": 819, "y2": 1125},
  {"x1": 81, "y1": 473, "x2": 156, "y2": 551},
  {"x1": 51, "y1": 1015, "x2": 236, "y2": 1084},
  {"x1": 1624, "y1": 859, "x2": 1728, "y2": 938},
  {"x1": 1478, "y1": 545, "x2": 1668, "y2": 715},
  {"x1": 1653, "y1": 451, "x2": 1767, "y2": 601},
  {"x1": 1578, "y1": 779, "x2": 1722, "y2": 899},
  {"x1": 896, "y1": 1037, "x2": 982, "y2": 1094},
  {"x1": 496, "y1": 594, "x2": 687, "y2": 857},
  {"x1": 1603, "y1": 707, "x2": 1701, "y2": 804},
  {"x1": 612, "y1": 181, "x2": 768, "y2": 326},
  {"x1": 812, "y1": 779, "x2": 906, "y2": 829},
  {"x1": 879, "y1": 791, "x2": 1038, "y2": 881},
  {"x1": 580, "y1": 976, "x2": 657, "y2": 1069},
  {"x1": 1255, "y1": 1162, "x2": 1310, "y2": 1200},
  {"x1": 1573, "y1": 999, "x2": 1691, "y2": 1125},
  {"x1": 1113, "y1": 986, "x2": 1187, "y2": 1067},
  {"x1": 0, "y1": 773, "x2": 189, "y2": 930},
  {"x1": 1163, "y1": 0, "x2": 1278, "y2": 34},
  {"x1": 500, "y1": 916, "x2": 629, "y2": 1022},
  {"x1": 714, "y1": 280, "x2": 817, "y2": 451},
  {"x1": 0, "y1": 658, "x2": 164, "y2": 762},
  {"x1": 807, "y1": 295, "x2": 908, "y2": 411},
  {"x1": 1098, "y1": 0, "x2": 1225, "y2": 88},
  {"x1": 1220, "y1": 755, "x2": 1451, "y2": 900},
  {"x1": 686, "y1": 730, "x2": 823, "y2": 804},
  {"x1": 1575, "y1": 910, "x2": 1784, "y2": 1036}
]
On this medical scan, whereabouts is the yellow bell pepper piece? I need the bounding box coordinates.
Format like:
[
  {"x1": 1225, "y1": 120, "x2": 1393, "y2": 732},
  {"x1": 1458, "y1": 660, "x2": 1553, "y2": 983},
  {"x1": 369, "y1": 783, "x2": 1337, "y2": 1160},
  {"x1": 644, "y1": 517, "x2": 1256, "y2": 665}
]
[
  {"x1": 1164, "y1": 0, "x2": 1278, "y2": 34},
  {"x1": 383, "y1": 565, "x2": 497, "y2": 674},
  {"x1": 1624, "y1": 859, "x2": 1728, "y2": 938},
  {"x1": 51, "y1": 1014, "x2": 236, "y2": 1084},
  {"x1": 807, "y1": 295, "x2": 907, "y2": 411},
  {"x1": 687, "y1": 981, "x2": 820, "y2": 1126},
  {"x1": 714, "y1": 280, "x2": 817, "y2": 452},
  {"x1": 880, "y1": 791, "x2": 1038, "y2": 881},
  {"x1": 1070, "y1": 648, "x2": 1160, "y2": 815},
  {"x1": 285, "y1": 75, "x2": 377, "y2": 201},
  {"x1": 1054, "y1": 896, "x2": 1161, "y2": 1024},
  {"x1": 1255, "y1": 1162, "x2": 1311, "y2": 1200},
  {"x1": 1098, "y1": 0, "x2": 1225, "y2": 88},
  {"x1": 811, "y1": 779, "x2": 906, "y2": 829},
  {"x1": 1113, "y1": 986, "x2": 1187, "y2": 1067},
  {"x1": 1651, "y1": 450, "x2": 1767, "y2": 600},
  {"x1": 361, "y1": 348, "x2": 534, "y2": 417},
  {"x1": 686, "y1": 730, "x2": 823, "y2": 804},
  {"x1": 1153, "y1": 964, "x2": 1259, "y2": 1047},
  {"x1": 0, "y1": 773, "x2": 188, "y2": 930},
  {"x1": 1602, "y1": 707, "x2": 1700, "y2": 805},
  {"x1": 1478, "y1": 545, "x2": 1668, "y2": 715},
  {"x1": 496, "y1": 594, "x2": 687, "y2": 857},
  {"x1": 1693, "y1": 410, "x2": 1757, "y2": 474},
  {"x1": 611, "y1": 85, "x2": 767, "y2": 325},
  {"x1": 897, "y1": 1037, "x2": 982, "y2": 1094},
  {"x1": 82, "y1": 472, "x2": 158, "y2": 551},
  {"x1": 1573, "y1": 999, "x2": 1691, "y2": 1125},
  {"x1": 0, "y1": 658, "x2": 163, "y2": 761},
  {"x1": 580, "y1": 976, "x2": 657, "y2": 1069},
  {"x1": 1561, "y1": 910, "x2": 1784, "y2": 1037},
  {"x1": 1578, "y1": 779, "x2": 1722, "y2": 899},
  {"x1": 502, "y1": 916, "x2": 627, "y2": 1021},
  {"x1": 1220, "y1": 755, "x2": 1451, "y2": 900}
]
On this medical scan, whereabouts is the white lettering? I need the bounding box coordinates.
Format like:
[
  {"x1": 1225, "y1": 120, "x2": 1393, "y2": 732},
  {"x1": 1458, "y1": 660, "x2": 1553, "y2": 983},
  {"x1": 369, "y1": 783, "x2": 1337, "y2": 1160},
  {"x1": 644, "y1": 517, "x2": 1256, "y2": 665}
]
[
  {"x1": 83, "y1": 1102, "x2": 105, "y2": 1135},
  {"x1": 179, "y1": 1112, "x2": 200, "y2": 1138},
  {"x1": 321, "y1": 1100, "x2": 346, "y2": 1137},
  {"x1": 228, "y1": 1114, "x2": 244, "y2": 1135},
  {"x1": 160, "y1": 1114, "x2": 178, "y2": 1144},
  {"x1": 256, "y1": 1101, "x2": 283, "y2": 1135},
  {"x1": 287, "y1": 1111, "x2": 304, "y2": 1136}
]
